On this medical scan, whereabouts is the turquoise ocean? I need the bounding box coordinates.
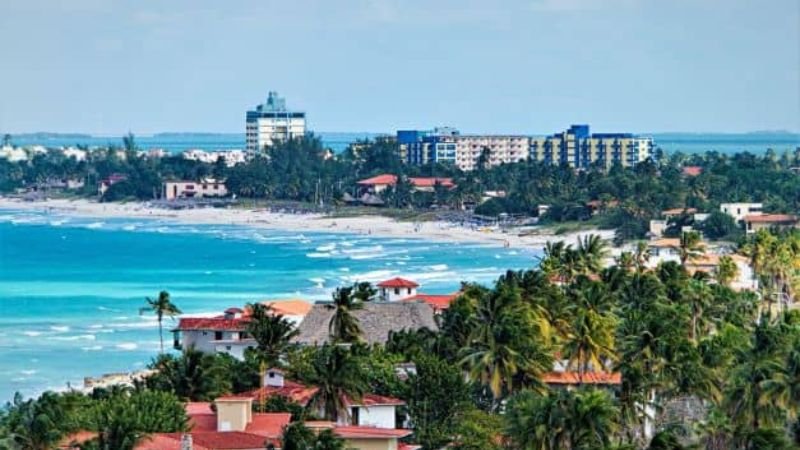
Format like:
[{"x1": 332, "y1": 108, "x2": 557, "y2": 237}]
[{"x1": 0, "y1": 209, "x2": 535, "y2": 402}]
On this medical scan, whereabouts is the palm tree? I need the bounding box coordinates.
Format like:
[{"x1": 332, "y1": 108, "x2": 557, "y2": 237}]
[
  {"x1": 673, "y1": 231, "x2": 704, "y2": 266},
  {"x1": 459, "y1": 284, "x2": 552, "y2": 404},
  {"x1": 5, "y1": 393, "x2": 64, "y2": 450},
  {"x1": 327, "y1": 286, "x2": 363, "y2": 343},
  {"x1": 245, "y1": 303, "x2": 299, "y2": 367},
  {"x1": 306, "y1": 344, "x2": 367, "y2": 422},
  {"x1": 715, "y1": 255, "x2": 739, "y2": 287},
  {"x1": 140, "y1": 291, "x2": 181, "y2": 353},
  {"x1": 146, "y1": 348, "x2": 231, "y2": 401},
  {"x1": 577, "y1": 233, "x2": 609, "y2": 274},
  {"x1": 563, "y1": 308, "x2": 616, "y2": 384}
]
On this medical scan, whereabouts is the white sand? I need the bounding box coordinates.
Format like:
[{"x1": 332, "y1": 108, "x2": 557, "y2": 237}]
[{"x1": 0, "y1": 197, "x2": 613, "y2": 250}]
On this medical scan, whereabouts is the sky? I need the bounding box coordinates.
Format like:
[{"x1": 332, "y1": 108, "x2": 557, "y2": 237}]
[{"x1": 0, "y1": 0, "x2": 798, "y2": 135}]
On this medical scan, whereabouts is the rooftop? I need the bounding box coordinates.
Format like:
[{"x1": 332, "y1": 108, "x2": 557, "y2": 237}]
[
  {"x1": 542, "y1": 371, "x2": 621, "y2": 385},
  {"x1": 173, "y1": 317, "x2": 248, "y2": 332},
  {"x1": 294, "y1": 302, "x2": 438, "y2": 345},
  {"x1": 402, "y1": 293, "x2": 459, "y2": 311},
  {"x1": 377, "y1": 277, "x2": 420, "y2": 288},
  {"x1": 744, "y1": 214, "x2": 797, "y2": 223}
]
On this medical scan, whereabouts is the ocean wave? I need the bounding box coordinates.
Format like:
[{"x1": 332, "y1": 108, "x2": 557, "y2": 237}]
[
  {"x1": 85, "y1": 221, "x2": 104, "y2": 229},
  {"x1": 82, "y1": 345, "x2": 104, "y2": 351},
  {"x1": 306, "y1": 252, "x2": 332, "y2": 258},
  {"x1": 20, "y1": 369, "x2": 37, "y2": 375},
  {"x1": 23, "y1": 331, "x2": 43, "y2": 337},
  {"x1": 49, "y1": 334, "x2": 95, "y2": 341},
  {"x1": 50, "y1": 325, "x2": 70, "y2": 332},
  {"x1": 316, "y1": 243, "x2": 336, "y2": 252},
  {"x1": 427, "y1": 264, "x2": 449, "y2": 271}
]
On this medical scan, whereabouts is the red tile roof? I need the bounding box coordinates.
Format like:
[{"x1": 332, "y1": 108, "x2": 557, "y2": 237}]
[
  {"x1": 682, "y1": 166, "x2": 703, "y2": 177},
  {"x1": 402, "y1": 293, "x2": 459, "y2": 311},
  {"x1": 245, "y1": 413, "x2": 292, "y2": 437},
  {"x1": 58, "y1": 431, "x2": 98, "y2": 449},
  {"x1": 542, "y1": 371, "x2": 621, "y2": 385},
  {"x1": 149, "y1": 433, "x2": 276, "y2": 450},
  {"x1": 225, "y1": 379, "x2": 318, "y2": 405},
  {"x1": 174, "y1": 317, "x2": 248, "y2": 331},
  {"x1": 333, "y1": 426, "x2": 413, "y2": 439},
  {"x1": 377, "y1": 277, "x2": 419, "y2": 288},
  {"x1": 186, "y1": 402, "x2": 214, "y2": 415},
  {"x1": 358, "y1": 174, "x2": 398, "y2": 185},
  {"x1": 744, "y1": 214, "x2": 797, "y2": 223},
  {"x1": 408, "y1": 177, "x2": 455, "y2": 188},
  {"x1": 351, "y1": 393, "x2": 406, "y2": 407},
  {"x1": 189, "y1": 413, "x2": 217, "y2": 432},
  {"x1": 229, "y1": 380, "x2": 404, "y2": 408},
  {"x1": 135, "y1": 434, "x2": 199, "y2": 450},
  {"x1": 662, "y1": 207, "x2": 698, "y2": 216}
]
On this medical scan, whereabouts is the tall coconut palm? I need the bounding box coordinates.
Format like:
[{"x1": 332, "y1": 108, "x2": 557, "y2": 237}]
[
  {"x1": 563, "y1": 308, "x2": 616, "y2": 384},
  {"x1": 140, "y1": 290, "x2": 181, "y2": 353},
  {"x1": 306, "y1": 344, "x2": 367, "y2": 422},
  {"x1": 673, "y1": 231, "x2": 704, "y2": 266},
  {"x1": 715, "y1": 255, "x2": 739, "y2": 287},
  {"x1": 245, "y1": 303, "x2": 299, "y2": 367},
  {"x1": 577, "y1": 233, "x2": 609, "y2": 274},
  {"x1": 327, "y1": 286, "x2": 363, "y2": 343}
]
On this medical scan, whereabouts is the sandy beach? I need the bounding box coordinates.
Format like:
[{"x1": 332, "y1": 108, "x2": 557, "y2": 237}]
[{"x1": 0, "y1": 197, "x2": 613, "y2": 250}]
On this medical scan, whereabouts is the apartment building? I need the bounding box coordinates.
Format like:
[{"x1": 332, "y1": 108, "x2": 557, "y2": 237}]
[
  {"x1": 245, "y1": 91, "x2": 306, "y2": 152},
  {"x1": 399, "y1": 124, "x2": 653, "y2": 171},
  {"x1": 529, "y1": 125, "x2": 654, "y2": 169}
]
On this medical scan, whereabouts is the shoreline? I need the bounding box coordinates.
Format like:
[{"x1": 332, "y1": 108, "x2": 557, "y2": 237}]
[{"x1": 0, "y1": 197, "x2": 614, "y2": 249}]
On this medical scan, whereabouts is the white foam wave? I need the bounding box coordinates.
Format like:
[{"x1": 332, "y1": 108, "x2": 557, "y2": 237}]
[
  {"x1": 85, "y1": 221, "x2": 104, "y2": 229},
  {"x1": 23, "y1": 331, "x2": 43, "y2": 337},
  {"x1": 82, "y1": 345, "x2": 104, "y2": 351},
  {"x1": 20, "y1": 369, "x2": 37, "y2": 375},
  {"x1": 49, "y1": 334, "x2": 96, "y2": 341},
  {"x1": 428, "y1": 264, "x2": 449, "y2": 271},
  {"x1": 306, "y1": 252, "x2": 332, "y2": 258},
  {"x1": 50, "y1": 325, "x2": 70, "y2": 332},
  {"x1": 316, "y1": 243, "x2": 336, "y2": 252}
]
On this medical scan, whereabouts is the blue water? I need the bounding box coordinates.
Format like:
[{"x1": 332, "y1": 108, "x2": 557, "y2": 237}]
[
  {"x1": 10, "y1": 132, "x2": 379, "y2": 154},
  {"x1": 10, "y1": 132, "x2": 799, "y2": 155},
  {"x1": 0, "y1": 209, "x2": 534, "y2": 401}
]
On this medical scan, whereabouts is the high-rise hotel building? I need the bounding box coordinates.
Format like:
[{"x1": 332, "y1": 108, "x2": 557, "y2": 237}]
[
  {"x1": 529, "y1": 125, "x2": 653, "y2": 169},
  {"x1": 245, "y1": 92, "x2": 306, "y2": 152},
  {"x1": 398, "y1": 125, "x2": 653, "y2": 171}
]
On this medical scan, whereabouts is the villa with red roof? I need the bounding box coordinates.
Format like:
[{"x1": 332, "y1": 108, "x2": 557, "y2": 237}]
[
  {"x1": 357, "y1": 174, "x2": 456, "y2": 195},
  {"x1": 222, "y1": 368, "x2": 406, "y2": 430},
  {"x1": 377, "y1": 277, "x2": 459, "y2": 312}
]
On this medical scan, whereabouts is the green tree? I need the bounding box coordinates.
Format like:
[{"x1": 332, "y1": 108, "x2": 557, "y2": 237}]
[
  {"x1": 85, "y1": 390, "x2": 187, "y2": 450},
  {"x1": 304, "y1": 345, "x2": 367, "y2": 422},
  {"x1": 405, "y1": 354, "x2": 471, "y2": 449},
  {"x1": 715, "y1": 255, "x2": 739, "y2": 287},
  {"x1": 145, "y1": 348, "x2": 231, "y2": 401},
  {"x1": 245, "y1": 303, "x2": 299, "y2": 367},
  {"x1": 139, "y1": 291, "x2": 181, "y2": 354},
  {"x1": 328, "y1": 286, "x2": 364, "y2": 343}
]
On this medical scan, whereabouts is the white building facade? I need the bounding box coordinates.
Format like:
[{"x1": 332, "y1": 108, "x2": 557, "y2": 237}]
[{"x1": 245, "y1": 92, "x2": 306, "y2": 152}]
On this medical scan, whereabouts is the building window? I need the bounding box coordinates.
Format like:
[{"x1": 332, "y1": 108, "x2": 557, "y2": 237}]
[
  {"x1": 215, "y1": 331, "x2": 223, "y2": 340},
  {"x1": 394, "y1": 288, "x2": 400, "y2": 295},
  {"x1": 351, "y1": 407, "x2": 360, "y2": 426}
]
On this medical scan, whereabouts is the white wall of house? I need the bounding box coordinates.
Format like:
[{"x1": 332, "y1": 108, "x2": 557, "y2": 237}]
[
  {"x1": 181, "y1": 330, "x2": 242, "y2": 353},
  {"x1": 342, "y1": 405, "x2": 397, "y2": 429},
  {"x1": 720, "y1": 203, "x2": 762, "y2": 223},
  {"x1": 214, "y1": 340, "x2": 254, "y2": 360},
  {"x1": 379, "y1": 286, "x2": 417, "y2": 302}
]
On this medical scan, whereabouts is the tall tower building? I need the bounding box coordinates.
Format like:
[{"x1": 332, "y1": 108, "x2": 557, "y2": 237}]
[{"x1": 245, "y1": 92, "x2": 306, "y2": 152}]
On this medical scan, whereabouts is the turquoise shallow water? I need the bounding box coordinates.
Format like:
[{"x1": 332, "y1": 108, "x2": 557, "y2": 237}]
[{"x1": 0, "y1": 209, "x2": 535, "y2": 402}]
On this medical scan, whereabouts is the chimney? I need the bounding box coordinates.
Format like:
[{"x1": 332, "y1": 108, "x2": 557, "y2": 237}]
[{"x1": 180, "y1": 434, "x2": 193, "y2": 450}]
